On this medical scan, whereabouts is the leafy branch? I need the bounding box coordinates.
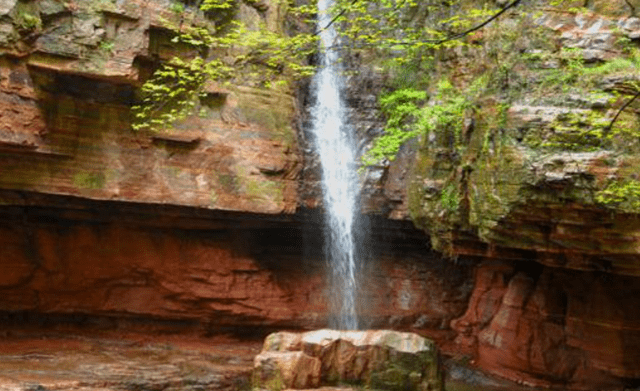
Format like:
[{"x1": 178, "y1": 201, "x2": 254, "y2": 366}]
[
  {"x1": 132, "y1": 0, "x2": 318, "y2": 132},
  {"x1": 324, "y1": 0, "x2": 522, "y2": 52}
]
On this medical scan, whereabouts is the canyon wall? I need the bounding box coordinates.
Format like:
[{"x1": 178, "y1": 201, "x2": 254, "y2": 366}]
[
  {"x1": 0, "y1": 0, "x2": 459, "y2": 332},
  {"x1": 383, "y1": 2, "x2": 640, "y2": 389}
]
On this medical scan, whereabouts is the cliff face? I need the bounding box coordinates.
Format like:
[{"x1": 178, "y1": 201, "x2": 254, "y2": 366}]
[
  {"x1": 451, "y1": 261, "x2": 640, "y2": 389},
  {"x1": 0, "y1": 0, "x2": 472, "y2": 335},
  {"x1": 0, "y1": 0, "x2": 451, "y2": 328},
  {"x1": 0, "y1": 0, "x2": 299, "y2": 214},
  {"x1": 391, "y1": 2, "x2": 640, "y2": 389}
]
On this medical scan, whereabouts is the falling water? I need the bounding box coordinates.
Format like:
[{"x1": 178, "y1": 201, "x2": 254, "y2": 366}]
[{"x1": 310, "y1": 0, "x2": 359, "y2": 330}]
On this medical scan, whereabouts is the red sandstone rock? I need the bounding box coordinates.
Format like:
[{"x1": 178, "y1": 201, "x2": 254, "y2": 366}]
[
  {"x1": 0, "y1": 209, "x2": 471, "y2": 331},
  {"x1": 0, "y1": 331, "x2": 259, "y2": 391},
  {"x1": 452, "y1": 261, "x2": 640, "y2": 390},
  {"x1": 257, "y1": 329, "x2": 443, "y2": 390},
  {"x1": 0, "y1": 0, "x2": 301, "y2": 216},
  {"x1": 254, "y1": 351, "x2": 322, "y2": 389}
]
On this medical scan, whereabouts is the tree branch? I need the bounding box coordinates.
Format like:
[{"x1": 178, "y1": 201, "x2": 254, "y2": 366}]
[
  {"x1": 438, "y1": 0, "x2": 522, "y2": 43},
  {"x1": 315, "y1": 0, "x2": 358, "y2": 35},
  {"x1": 606, "y1": 90, "x2": 640, "y2": 134},
  {"x1": 321, "y1": 0, "x2": 522, "y2": 49}
]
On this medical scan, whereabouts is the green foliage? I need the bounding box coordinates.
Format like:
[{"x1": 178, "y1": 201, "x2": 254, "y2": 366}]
[
  {"x1": 201, "y1": 0, "x2": 236, "y2": 11},
  {"x1": 132, "y1": 57, "x2": 220, "y2": 131},
  {"x1": 362, "y1": 76, "x2": 487, "y2": 167},
  {"x1": 440, "y1": 183, "x2": 460, "y2": 212},
  {"x1": 596, "y1": 180, "x2": 640, "y2": 211},
  {"x1": 14, "y1": 2, "x2": 41, "y2": 31},
  {"x1": 99, "y1": 40, "x2": 115, "y2": 53},
  {"x1": 169, "y1": 1, "x2": 185, "y2": 14},
  {"x1": 548, "y1": 0, "x2": 588, "y2": 12},
  {"x1": 330, "y1": 0, "x2": 491, "y2": 52},
  {"x1": 535, "y1": 47, "x2": 640, "y2": 95},
  {"x1": 415, "y1": 78, "x2": 474, "y2": 146},
  {"x1": 132, "y1": 0, "x2": 317, "y2": 132},
  {"x1": 361, "y1": 88, "x2": 426, "y2": 166},
  {"x1": 585, "y1": 54, "x2": 640, "y2": 77}
]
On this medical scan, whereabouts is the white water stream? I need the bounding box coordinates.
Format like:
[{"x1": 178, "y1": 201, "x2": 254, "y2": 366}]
[{"x1": 310, "y1": 0, "x2": 359, "y2": 330}]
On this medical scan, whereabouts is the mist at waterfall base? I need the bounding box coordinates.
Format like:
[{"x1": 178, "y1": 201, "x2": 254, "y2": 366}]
[{"x1": 308, "y1": 0, "x2": 365, "y2": 330}]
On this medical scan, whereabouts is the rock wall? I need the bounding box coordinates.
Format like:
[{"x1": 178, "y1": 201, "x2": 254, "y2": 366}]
[
  {"x1": 0, "y1": 0, "x2": 473, "y2": 337},
  {"x1": 0, "y1": 191, "x2": 474, "y2": 332},
  {"x1": 0, "y1": 0, "x2": 639, "y2": 389},
  {"x1": 397, "y1": 2, "x2": 640, "y2": 388},
  {"x1": 452, "y1": 261, "x2": 640, "y2": 390},
  {"x1": 0, "y1": 0, "x2": 299, "y2": 214}
]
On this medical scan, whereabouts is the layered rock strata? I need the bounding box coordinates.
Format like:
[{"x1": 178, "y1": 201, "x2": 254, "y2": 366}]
[
  {"x1": 0, "y1": 0, "x2": 299, "y2": 214},
  {"x1": 0, "y1": 191, "x2": 474, "y2": 331},
  {"x1": 399, "y1": 6, "x2": 640, "y2": 389},
  {"x1": 0, "y1": 0, "x2": 639, "y2": 390}
]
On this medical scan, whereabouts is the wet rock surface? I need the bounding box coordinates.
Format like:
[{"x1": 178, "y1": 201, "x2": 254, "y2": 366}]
[{"x1": 0, "y1": 329, "x2": 260, "y2": 391}]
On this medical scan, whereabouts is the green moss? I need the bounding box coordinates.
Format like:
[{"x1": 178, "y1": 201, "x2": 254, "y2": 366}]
[
  {"x1": 271, "y1": 125, "x2": 295, "y2": 150},
  {"x1": 13, "y1": 2, "x2": 41, "y2": 31},
  {"x1": 217, "y1": 172, "x2": 238, "y2": 193},
  {"x1": 383, "y1": 1, "x2": 640, "y2": 253},
  {"x1": 539, "y1": 110, "x2": 610, "y2": 151},
  {"x1": 440, "y1": 183, "x2": 460, "y2": 212},
  {"x1": 243, "y1": 177, "x2": 283, "y2": 204},
  {"x1": 253, "y1": 366, "x2": 285, "y2": 391},
  {"x1": 368, "y1": 350, "x2": 440, "y2": 391},
  {"x1": 99, "y1": 40, "x2": 115, "y2": 54},
  {"x1": 596, "y1": 180, "x2": 640, "y2": 212},
  {"x1": 209, "y1": 189, "x2": 219, "y2": 205},
  {"x1": 73, "y1": 171, "x2": 105, "y2": 189},
  {"x1": 88, "y1": 0, "x2": 117, "y2": 12}
]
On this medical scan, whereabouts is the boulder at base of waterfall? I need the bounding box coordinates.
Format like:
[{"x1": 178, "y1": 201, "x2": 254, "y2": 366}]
[
  {"x1": 253, "y1": 351, "x2": 322, "y2": 389},
  {"x1": 253, "y1": 329, "x2": 443, "y2": 391}
]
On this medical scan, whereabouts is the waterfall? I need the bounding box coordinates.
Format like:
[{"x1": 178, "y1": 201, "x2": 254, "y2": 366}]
[{"x1": 310, "y1": 0, "x2": 359, "y2": 330}]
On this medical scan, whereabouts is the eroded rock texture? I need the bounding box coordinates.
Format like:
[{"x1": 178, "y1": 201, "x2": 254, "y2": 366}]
[
  {"x1": 401, "y1": 4, "x2": 640, "y2": 389},
  {"x1": 254, "y1": 329, "x2": 443, "y2": 390},
  {"x1": 0, "y1": 0, "x2": 299, "y2": 214},
  {"x1": 0, "y1": 331, "x2": 260, "y2": 391},
  {"x1": 452, "y1": 261, "x2": 640, "y2": 390},
  {"x1": 0, "y1": 193, "x2": 474, "y2": 332},
  {"x1": 0, "y1": 0, "x2": 639, "y2": 390}
]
